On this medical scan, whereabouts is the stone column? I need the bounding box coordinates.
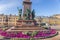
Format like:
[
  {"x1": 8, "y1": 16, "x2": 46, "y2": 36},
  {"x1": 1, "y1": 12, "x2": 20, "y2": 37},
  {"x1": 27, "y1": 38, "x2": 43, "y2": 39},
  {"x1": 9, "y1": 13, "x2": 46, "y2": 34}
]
[{"x1": 23, "y1": 0, "x2": 32, "y2": 20}]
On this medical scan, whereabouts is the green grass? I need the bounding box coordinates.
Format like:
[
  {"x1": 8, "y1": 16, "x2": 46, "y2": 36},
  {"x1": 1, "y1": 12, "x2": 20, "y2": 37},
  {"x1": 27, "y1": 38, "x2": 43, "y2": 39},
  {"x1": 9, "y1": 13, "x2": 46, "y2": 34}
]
[
  {"x1": 0, "y1": 35, "x2": 4, "y2": 39},
  {"x1": 10, "y1": 38, "x2": 43, "y2": 40},
  {"x1": 10, "y1": 38, "x2": 29, "y2": 40}
]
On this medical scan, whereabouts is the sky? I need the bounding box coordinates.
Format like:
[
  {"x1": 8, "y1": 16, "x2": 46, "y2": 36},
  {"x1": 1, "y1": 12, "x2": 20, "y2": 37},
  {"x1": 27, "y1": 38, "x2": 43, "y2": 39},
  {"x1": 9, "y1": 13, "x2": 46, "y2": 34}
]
[{"x1": 0, "y1": 0, "x2": 60, "y2": 16}]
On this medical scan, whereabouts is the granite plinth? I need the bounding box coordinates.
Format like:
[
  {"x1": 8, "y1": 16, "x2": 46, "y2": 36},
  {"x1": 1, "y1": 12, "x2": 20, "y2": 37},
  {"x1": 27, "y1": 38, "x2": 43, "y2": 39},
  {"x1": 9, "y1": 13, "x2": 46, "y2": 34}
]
[{"x1": 16, "y1": 20, "x2": 36, "y2": 27}]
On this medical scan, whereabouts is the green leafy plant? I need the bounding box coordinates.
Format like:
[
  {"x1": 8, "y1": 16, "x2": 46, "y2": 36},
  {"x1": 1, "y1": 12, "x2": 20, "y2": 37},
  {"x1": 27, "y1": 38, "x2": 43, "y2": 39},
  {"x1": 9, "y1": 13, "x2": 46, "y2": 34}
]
[{"x1": 27, "y1": 31, "x2": 38, "y2": 40}]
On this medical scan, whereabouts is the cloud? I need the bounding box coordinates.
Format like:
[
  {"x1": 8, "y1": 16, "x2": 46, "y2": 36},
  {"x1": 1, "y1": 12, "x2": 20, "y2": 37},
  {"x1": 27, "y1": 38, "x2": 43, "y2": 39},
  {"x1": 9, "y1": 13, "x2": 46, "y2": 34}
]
[
  {"x1": 0, "y1": 3, "x2": 14, "y2": 11},
  {"x1": 0, "y1": 0, "x2": 22, "y2": 14}
]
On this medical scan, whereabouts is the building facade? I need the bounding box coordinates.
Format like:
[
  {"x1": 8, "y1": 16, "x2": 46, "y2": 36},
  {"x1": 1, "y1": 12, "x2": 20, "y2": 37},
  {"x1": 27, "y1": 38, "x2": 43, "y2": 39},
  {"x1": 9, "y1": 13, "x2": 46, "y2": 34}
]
[
  {"x1": 0, "y1": 14, "x2": 18, "y2": 27},
  {"x1": 35, "y1": 15, "x2": 60, "y2": 25},
  {"x1": 0, "y1": 14, "x2": 60, "y2": 27}
]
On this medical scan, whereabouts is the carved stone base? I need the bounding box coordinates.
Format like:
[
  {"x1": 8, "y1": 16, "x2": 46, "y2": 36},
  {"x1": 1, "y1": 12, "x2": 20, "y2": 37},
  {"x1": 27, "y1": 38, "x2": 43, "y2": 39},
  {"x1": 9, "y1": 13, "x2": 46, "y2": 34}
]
[
  {"x1": 8, "y1": 20, "x2": 43, "y2": 32},
  {"x1": 16, "y1": 20, "x2": 37, "y2": 27}
]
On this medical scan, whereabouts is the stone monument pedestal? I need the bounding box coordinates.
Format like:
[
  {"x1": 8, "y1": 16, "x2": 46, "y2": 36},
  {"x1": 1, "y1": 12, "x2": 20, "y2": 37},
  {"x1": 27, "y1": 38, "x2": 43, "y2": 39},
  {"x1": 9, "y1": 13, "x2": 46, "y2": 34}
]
[
  {"x1": 16, "y1": 20, "x2": 36, "y2": 27},
  {"x1": 9, "y1": 20, "x2": 44, "y2": 32},
  {"x1": 7, "y1": 0, "x2": 44, "y2": 32}
]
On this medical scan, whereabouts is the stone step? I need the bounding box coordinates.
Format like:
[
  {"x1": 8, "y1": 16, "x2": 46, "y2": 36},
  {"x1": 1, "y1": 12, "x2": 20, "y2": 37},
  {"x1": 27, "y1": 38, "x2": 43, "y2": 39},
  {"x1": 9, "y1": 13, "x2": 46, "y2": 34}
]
[
  {"x1": 12, "y1": 27, "x2": 44, "y2": 29},
  {"x1": 6, "y1": 27, "x2": 45, "y2": 32}
]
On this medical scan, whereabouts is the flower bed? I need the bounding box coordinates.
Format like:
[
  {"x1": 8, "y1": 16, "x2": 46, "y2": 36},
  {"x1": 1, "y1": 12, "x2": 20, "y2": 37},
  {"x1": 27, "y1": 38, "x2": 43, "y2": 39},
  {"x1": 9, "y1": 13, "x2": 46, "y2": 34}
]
[
  {"x1": 0, "y1": 29, "x2": 58, "y2": 39},
  {"x1": 34, "y1": 29, "x2": 58, "y2": 39}
]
